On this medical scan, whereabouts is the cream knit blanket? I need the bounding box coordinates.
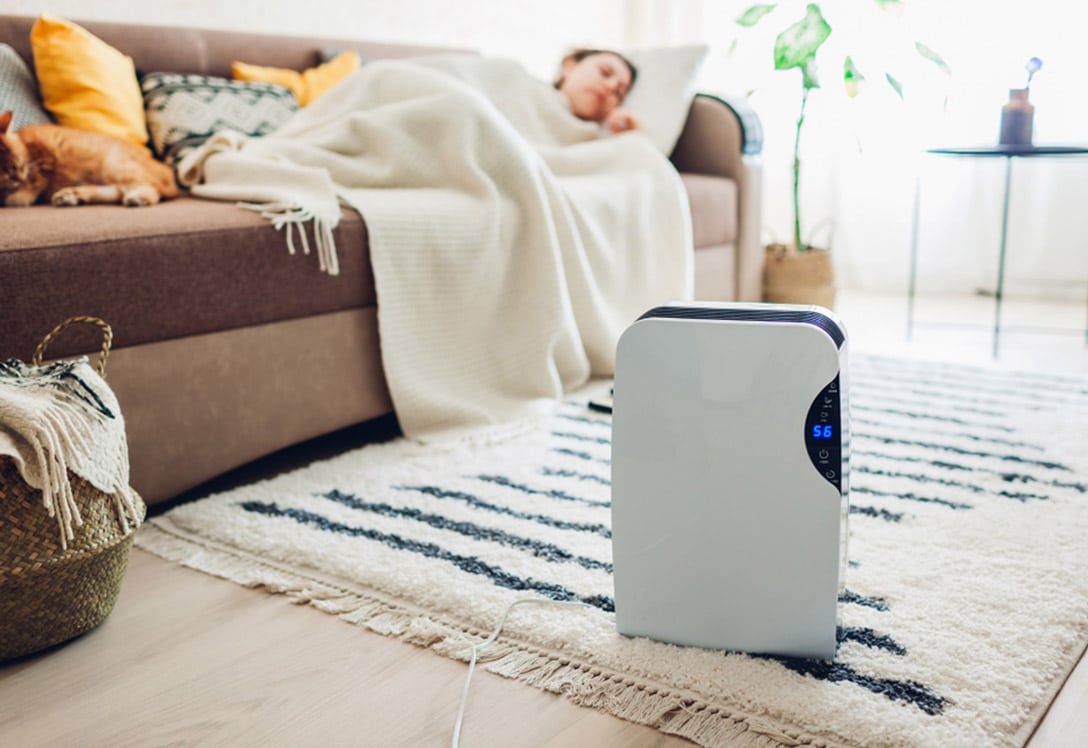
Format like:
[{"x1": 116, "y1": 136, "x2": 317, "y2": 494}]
[
  {"x1": 177, "y1": 55, "x2": 693, "y2": 438},
  {"x1": 0, "y1": 359, "x2": 142, "y2": 548}
]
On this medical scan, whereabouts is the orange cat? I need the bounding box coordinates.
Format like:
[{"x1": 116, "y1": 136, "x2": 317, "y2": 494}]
[{"x1": 0, "y1": 110, "x2": 178, "y2": 207}]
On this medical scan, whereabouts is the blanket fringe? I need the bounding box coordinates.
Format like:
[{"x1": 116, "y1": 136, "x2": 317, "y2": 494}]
[
  {"x1": 6, "y1": 399, "x2": 142, "y2": 549},
  {"x1": 37, "y1": 405, "x2": 84, "y2": 546},
  {"x1": 135, "y1": 521, "x2": 821, "y2": 748},
  {"x1": 237, "y1": 201, "x2": 340, "y2": 275}
]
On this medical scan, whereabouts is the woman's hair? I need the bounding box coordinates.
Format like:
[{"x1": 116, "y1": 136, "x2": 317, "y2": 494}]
[{"x1": 554, "y1": 48, "x2": 639, "y2": 90}]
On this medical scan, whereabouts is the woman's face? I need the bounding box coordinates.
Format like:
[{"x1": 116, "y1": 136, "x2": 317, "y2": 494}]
[{"x1": 559, "y1": 52, "x2": 633, "y2": 122}]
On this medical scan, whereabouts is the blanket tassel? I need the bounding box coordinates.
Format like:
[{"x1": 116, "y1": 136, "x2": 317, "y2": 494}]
[{"x1": 237, "y1": 201, "x2": 341, "y2": 276}]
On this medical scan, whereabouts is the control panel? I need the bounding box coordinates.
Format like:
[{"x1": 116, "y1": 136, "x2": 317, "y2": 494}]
[{"x1": 805, "y1": 374, "x2": 842, "y2": 493}]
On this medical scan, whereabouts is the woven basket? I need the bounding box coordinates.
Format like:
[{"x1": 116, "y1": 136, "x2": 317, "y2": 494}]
[
  {"x1": 762, "y1": 244, "x2": 837, "y2": 310},
  {"x1": 0, "y1": 317, "x2": 146, "y2": 662}
]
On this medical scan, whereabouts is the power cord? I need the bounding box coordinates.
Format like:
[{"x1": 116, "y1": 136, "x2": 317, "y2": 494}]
[{"x1": 451, "y1": 597, "x2": 592, "y2": 748}]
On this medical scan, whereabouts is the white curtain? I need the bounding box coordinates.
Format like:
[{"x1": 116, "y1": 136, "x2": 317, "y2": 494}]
[{"x1": 624, "y1": 0, "x2": 1088, "y2": 300}]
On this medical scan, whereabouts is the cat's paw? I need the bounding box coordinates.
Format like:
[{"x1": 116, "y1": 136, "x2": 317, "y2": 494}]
[
  {"x1": 51, "y1": 188, "x2": 80, "y2": 207},
  {"x1": 122, "y1": 186, "x2": 158, "y2": 207},
  {"x1": 3, "y1": 192, "x2": 35, "y2": 207}
]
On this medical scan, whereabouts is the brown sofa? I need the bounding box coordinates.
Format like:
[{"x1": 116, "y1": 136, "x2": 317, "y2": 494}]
[{"x1": 0, "y1": 15, "x2": 763, "y2": 507}]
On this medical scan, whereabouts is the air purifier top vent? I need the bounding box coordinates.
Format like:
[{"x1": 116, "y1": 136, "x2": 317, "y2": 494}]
[{"x1": 638, "y1": 303, "x2": 846, "y2": 349}]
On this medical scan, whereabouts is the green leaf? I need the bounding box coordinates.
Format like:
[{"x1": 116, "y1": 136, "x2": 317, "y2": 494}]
[
  {"x1": 774, "y1": 4, "x2": 832, "y2": 71},
  {"x1": 885, "y1": 72, "x2": 904, "y2": 99},
  {"x1": 873, "y1": 0, "x2": 903, "y2": 9},
  {"x1": 915, "y1": 42, "x2": 952, "y2": 75},
  {"x1": 736, "y1": 4, "x2": 777, "y2": 27},
  {"x1": 843, "y1": 56, "x2": 865, "y2": 98}
]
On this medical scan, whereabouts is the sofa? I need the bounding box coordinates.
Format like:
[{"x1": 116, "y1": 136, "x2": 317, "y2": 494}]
[{"x1": 0, "y1": 15, "x2": 763, "y2": 508}]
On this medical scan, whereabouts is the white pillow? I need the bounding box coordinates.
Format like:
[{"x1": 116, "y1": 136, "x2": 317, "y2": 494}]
[{"x1": 620, "y1": 44, "x2": 709, "y2": 155}]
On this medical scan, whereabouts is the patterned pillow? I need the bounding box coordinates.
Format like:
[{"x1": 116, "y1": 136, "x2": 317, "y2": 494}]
[
  {"x1": 141, "y1": 72, "x2": 299, "y2": 167},
  {"x1": 0, "y1": 43, "x2": 52, "y2": 131}
]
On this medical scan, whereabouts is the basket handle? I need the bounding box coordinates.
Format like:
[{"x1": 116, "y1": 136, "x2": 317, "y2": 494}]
[{"x1": 32, "y1": 316, "x2": 113, "y2": 377}]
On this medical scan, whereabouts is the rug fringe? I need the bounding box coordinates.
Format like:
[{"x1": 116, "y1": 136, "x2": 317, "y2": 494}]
[
  {"x1": 135, "y1": 522, "x2": 357, "y2": 604},
  {"x1": 135, "y1": 521, "x2": 828, "y2": 748},
  {"x1": 458, "y1": 643, "x2": 810, "y2": 748}
]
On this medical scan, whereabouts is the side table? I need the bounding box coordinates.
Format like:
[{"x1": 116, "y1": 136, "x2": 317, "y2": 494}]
[{"x1": 906, "y1": 145, "x2": 1088, "y2": 357}]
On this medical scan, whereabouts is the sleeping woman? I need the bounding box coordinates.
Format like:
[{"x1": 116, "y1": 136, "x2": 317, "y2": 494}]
[
  {"x1": 554, "y1": 49, "x2": 639, "y2": 134},
  {"x1": 174, "y1": 46, "x2": 691, "y2": 437}
]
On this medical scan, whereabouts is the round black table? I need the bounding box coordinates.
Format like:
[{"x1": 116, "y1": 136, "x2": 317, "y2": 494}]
[{"x1": 906, "y1": 145, "x2": 1088, "y2": 357}]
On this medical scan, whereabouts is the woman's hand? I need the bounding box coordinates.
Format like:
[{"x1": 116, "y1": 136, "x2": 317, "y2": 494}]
[{"x1": 605, "y1": 108, "x2": 638, "y2": 133}]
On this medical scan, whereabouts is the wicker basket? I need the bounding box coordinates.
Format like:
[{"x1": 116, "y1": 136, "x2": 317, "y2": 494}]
[
  {"x1": 0, "y1": 317, "x2": 146, "y2": 662},
  {"x1": 762, "y1": 243, "x2": 837, "y2": 310}
]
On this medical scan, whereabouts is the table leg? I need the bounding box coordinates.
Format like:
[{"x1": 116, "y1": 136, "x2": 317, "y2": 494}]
[
  {"x1": 907, "y1": 168, "x2": 921, "y2": 341},
  {"x1": 993, "y1": 156, "x2": 1014, "y2": 359}
]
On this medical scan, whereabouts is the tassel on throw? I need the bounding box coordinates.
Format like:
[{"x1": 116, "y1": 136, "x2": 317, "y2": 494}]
[{"x1": 237, "y1": 201, "x2": 341, "y2": 276}]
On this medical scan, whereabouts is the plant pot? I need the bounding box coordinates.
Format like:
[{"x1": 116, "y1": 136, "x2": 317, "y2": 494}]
[{"x1": 762, "y1": 244, "x2": 837, "y2": 309}]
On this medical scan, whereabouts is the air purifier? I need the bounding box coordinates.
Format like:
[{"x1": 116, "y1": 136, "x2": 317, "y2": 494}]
[{"x1": 611, "y1": 302, "x2": 849, "y2": 659}]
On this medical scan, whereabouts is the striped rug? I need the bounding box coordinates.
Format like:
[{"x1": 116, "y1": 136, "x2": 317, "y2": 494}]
[{"x1": 136, "y1": 354, "x2": 1088, "y2": 748}]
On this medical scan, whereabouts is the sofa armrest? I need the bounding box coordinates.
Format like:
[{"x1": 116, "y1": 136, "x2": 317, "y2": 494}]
[{"x1": 670, "y1": 94, "x2": 765, "y2": 302}]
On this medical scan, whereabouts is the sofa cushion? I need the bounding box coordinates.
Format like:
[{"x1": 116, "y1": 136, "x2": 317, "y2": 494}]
[
  {"x1": 0, "y1": 43, "x2": 50, "y2": 130},
  {"x1": 0, "y1": 197, "x2": 373, "y2": 360},
  {"x1": 680, "y1": 172, "x2": 737, "y2": 248},
  {"x1": 2, "y1": 16, "x2": 465, "y2": 82},
  {"x1": 1, "y1": 171, "x2": 731, "y2": 361},
  {"x1": 29, "y1": 15, "x2": 148, "y2": 146},
  {"x1": 142, "y1": 72, "x2": 300, "y2": 166}
]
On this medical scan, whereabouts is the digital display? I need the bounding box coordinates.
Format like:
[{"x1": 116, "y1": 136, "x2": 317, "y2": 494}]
[{"x1": 806, "y1": 375, "x2": 842, "y2": 492}]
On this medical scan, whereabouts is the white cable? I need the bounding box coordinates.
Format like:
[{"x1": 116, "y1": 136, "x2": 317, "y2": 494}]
[{"x1": 451, "y1": 597, "x2": 591, "y2": 748}]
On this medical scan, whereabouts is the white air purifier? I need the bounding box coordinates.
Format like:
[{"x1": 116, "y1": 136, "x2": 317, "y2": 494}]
[{"x1": 611, "y1": 302, "x2": 849, "y2": 660}]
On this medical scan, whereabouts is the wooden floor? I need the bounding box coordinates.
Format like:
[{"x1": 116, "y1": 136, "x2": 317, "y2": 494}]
[
  {"x1": 2, "y1": 545, "x2": 1085, "y2": 747},
  {"x1": 2, "y1": 290, "x2": 1087, "y2": 747},
  {"x1": 1, "y1": 549, "x2": 688, "y2": 747}
]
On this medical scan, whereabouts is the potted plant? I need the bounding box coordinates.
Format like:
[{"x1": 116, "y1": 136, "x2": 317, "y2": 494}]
[{"x1": 735, "y1": 1, "x2": 950, "y2": 308}]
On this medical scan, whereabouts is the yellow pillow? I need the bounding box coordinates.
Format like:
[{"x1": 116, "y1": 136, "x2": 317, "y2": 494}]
[
  {"x1": 30, "y1": 15, "x2": 148, "y2": 146},
  {"x1": 232, "y1": 51, "x2": 360, "y2": 107}
]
